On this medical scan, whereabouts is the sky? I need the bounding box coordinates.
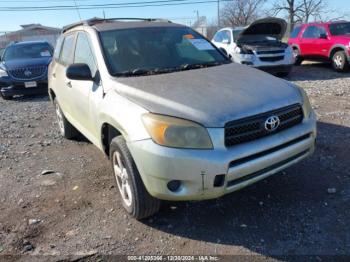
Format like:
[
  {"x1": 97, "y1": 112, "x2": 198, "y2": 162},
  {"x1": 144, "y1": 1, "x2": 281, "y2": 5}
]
[{"x1": 0, "y1": 0, "x2": 349, "y2": 32}]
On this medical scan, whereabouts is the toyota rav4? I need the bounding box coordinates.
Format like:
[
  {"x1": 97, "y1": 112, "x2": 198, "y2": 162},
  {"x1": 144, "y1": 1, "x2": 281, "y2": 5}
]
[
  {"x1": 288, "y1": 21, "x2": 350, "y2": 72},
  {"x1": 49, "y1": 18, "x2": 317, "y2": 219}
]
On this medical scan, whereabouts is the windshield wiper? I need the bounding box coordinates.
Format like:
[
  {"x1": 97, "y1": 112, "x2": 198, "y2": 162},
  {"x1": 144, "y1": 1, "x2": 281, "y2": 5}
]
[
  {"x1": 179, "y1": 61, "x2": 227, "y2": 71},
  {"x1": 114, "y1": 61, "x2": 228, "y2": 77},
  {"x1": 115, "y1": 68, "x2": 151, "y2": 77}
]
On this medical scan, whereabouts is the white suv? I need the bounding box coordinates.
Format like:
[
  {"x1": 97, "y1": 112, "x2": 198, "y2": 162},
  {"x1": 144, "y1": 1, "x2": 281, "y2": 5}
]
[{"x1": 212, "y1": 17, "x2": 295, "y2": 76}]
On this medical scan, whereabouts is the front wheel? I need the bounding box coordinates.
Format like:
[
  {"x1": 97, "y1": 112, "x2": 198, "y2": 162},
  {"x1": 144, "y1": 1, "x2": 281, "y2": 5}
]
[
  {"x1": 0, "y1": 92, "x2": 13, "y2": 100},
  {"x1": 332, "y1": 51, "x2": 349, "y2": 72},
  {"x1": 293, "y1": 48, "x2": 303, "y2": 66},
  {"x1": 110, "y1": 136, "x2": 160, "y2": 220}
]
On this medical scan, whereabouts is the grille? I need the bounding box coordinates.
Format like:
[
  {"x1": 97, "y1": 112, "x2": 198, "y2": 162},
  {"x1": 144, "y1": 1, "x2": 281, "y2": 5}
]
[
  {"x1": 257, "y1": 50, "x2": 285, "y2": 55},
  {"x1": 259, "y1": 56, "x2": 284, "y2": 62},
  {"x1": 225, "y1": 104, "x2": 304, "y2": 147},
  {"x1": 8, "y1": 66, "x2": 47, "y2": 80}
]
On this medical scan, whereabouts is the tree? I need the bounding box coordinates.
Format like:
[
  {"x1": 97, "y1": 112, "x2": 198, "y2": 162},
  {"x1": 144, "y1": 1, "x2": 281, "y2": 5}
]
[
  {"x1": 270, "y1": 0, "x2": 304, "y2": 32},
  {"x1": 220, "y1": 0, "x2": 266, "y2": 27},
  {"x1": 270, "y1": 0, "x2": 329, "y2": 32}
]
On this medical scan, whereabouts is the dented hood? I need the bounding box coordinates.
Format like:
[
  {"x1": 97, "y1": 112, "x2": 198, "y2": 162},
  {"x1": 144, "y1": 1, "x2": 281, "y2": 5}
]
[
  {"x1": 236, "y1": 17, "x2": 287, "y2": 44},
  {"x1": 114, "y1": 63, "x2": 302, "y2": 127}
]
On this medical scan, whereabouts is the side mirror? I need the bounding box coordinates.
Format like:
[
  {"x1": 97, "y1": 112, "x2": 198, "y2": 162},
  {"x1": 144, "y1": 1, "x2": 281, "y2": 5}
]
[
  {"x1": 66, "y1": 63, "x2": 92, "y2": 81},
  {"x1": 320, "y1": 33, "x2": 328, "y2": 39},
  {"x1": 222, "y1": 38, "x2": 230, "y2": 44}
]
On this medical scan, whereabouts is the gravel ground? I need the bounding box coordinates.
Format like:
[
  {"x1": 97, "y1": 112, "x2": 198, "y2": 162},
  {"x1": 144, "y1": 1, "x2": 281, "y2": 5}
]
[{"x1": 0, "y1": 62, "x2": 349, "y2": 260}]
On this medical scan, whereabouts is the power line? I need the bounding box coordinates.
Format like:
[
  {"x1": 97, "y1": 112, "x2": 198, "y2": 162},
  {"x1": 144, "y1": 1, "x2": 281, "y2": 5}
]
[
  {"x1": 0, "y1": 0, "x2": 232, "y2": 11},
  {"x1": 0, "y1": 0, "x2": 199, "y2": 9}
]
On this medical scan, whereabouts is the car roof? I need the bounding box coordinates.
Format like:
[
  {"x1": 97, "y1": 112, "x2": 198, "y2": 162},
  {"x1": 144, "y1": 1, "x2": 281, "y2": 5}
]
[
  {"x1": 63, "y1": 18, "x2": 185, "y2": 33},
  {"x1": 298, "y1": 20, "x2": 349, "y2": 27}
]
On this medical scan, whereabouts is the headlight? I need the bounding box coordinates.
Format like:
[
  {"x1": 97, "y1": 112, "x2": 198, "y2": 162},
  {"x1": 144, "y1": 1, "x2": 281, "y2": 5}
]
[
  {"x1": 298, "y1": 87, "x2": 312, "y2": 118},
  {"x1": 0, "y1": 69, "x2": 8, "y2": 77},
  {"x1": 142, "y1": 113, "x2": 213, "y2": 149}
]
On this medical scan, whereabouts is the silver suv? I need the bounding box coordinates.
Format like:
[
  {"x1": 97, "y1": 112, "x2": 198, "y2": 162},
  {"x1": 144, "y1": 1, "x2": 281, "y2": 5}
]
[{"x1": 48, "y1": 18, "x2": 316, "y2": 219}]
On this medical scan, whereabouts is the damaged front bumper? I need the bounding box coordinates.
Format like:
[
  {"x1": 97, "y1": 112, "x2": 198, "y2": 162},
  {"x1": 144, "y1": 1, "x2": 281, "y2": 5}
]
[
  {"x1": 232, "y1": 48, "x2": 295, "y2": 74},
  {"x1": 127, "y1": 111, "x2": 317, "y2": 201}
]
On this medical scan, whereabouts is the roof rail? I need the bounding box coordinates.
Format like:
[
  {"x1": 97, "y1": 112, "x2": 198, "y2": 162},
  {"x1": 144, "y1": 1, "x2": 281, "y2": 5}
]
[{"x1": 62, "y1": 17, "x2": 172, "y2": 33}]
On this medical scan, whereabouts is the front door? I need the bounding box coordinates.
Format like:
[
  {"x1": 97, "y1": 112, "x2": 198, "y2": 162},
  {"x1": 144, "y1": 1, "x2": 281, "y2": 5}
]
[{"x1": 69, "y1": 31, "x2": 102, "y2": 142}]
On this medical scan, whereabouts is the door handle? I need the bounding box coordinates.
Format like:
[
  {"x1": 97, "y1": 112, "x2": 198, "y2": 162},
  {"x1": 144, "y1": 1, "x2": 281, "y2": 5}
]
[
  {"x1": 52, "y1": 72, "x2": 56, "y2": 78},
  {"x1": 66, "y1": 81, "x2": 72, "y2": 88}
]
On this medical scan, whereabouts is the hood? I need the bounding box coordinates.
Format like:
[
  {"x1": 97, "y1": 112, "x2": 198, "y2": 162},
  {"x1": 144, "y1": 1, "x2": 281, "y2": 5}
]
[
  {"x1": 2, "y1": 57, "x2": 52, "y2": 70},
  {"x1": 114, "y1": 63, "x2": 302, "y2": 127},
  {"x1": 236, "y1": 17, "x2": 287, "y2": 45}
]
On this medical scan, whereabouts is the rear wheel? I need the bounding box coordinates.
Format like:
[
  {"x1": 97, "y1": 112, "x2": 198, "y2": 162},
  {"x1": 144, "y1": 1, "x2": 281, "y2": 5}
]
[
  {"x1": 331, "y1": 51, "x2": 349, "y2": 72},
  {"x1": 54, "y1": 98, "x2": 79, "y2": 139},
  {"x1": 110, "y1": 136, "x2": 160, "y2": 220}
]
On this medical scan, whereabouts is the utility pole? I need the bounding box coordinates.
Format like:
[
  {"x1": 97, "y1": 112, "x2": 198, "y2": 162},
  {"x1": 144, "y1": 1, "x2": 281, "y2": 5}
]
[
  {"x1": 194, "y1": 10, "x2": 199, "y2": 23},
  {"x1": 217, "y1": 0, "x2": 220, "y2": 28}
]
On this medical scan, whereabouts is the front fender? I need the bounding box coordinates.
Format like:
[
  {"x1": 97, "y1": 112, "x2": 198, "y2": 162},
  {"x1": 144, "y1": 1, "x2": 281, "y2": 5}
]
[{"x1": 98, "y1": 89, "x2": 151, "y2": 143}]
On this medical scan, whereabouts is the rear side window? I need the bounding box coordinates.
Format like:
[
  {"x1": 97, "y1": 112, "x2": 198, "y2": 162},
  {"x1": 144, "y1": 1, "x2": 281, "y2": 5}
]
[
  {"x1": 54, "y1": 36, "x2": 64, "y2": 60},
  {"x1": 74, "y1": 32, "x2": 97, "y2": 76},
  {"x1": 290, "y1": 26, "x2": 302, "y2": 38},
  {"x1": 59, "y1": 34, "x2": 75, "y2": 65}
]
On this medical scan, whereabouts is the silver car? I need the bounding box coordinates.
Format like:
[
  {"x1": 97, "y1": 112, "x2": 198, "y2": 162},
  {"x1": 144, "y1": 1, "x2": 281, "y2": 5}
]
[{"x1": 48, "y1": 18, "x2": 316, "y2": 219}]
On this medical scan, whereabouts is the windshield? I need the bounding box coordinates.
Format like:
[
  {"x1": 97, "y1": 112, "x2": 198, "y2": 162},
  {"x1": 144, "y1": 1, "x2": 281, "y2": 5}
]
[
  {"x1": 99, "y1": 27, "x2": 228, "y2": 76},
  {"x1": 329, "y1": 22, "x2": 350, "y2": 36},
  {"x1": 3, "y1": 43, "x2": 52, "y2": 61}
]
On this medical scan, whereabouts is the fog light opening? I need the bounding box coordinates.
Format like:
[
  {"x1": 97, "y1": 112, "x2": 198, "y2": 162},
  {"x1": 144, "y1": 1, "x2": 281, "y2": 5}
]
[
  {"x1": 167, "y1": 180, "x2": 182, "y2": 192},
  {"x1": 214, "y1": 175, "x2": 225, "y2": 187}
]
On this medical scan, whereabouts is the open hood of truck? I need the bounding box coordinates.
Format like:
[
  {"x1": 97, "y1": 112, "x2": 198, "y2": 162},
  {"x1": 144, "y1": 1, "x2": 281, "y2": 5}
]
[{"x1": 236, "y1": 17, "x2": 287, "y2": 45}]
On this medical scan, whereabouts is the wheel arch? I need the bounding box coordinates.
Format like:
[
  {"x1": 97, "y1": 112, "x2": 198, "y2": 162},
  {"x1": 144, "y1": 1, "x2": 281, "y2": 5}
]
[
  {"x1": 48, "y1": 88, "x2": 56, "y2": 103},
  {"x1": 101, "y1": 123, "x2": 123, "y2": 158},
  {"x1": 291, "y1": 44, "x2": 301, "y2": 53},
  {"x1": 329, "y1": 45, "x2": 348, "y2": 59}
]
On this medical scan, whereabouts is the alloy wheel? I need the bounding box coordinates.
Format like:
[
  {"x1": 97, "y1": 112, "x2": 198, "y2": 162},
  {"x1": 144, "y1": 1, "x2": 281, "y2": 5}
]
[{"x1": 113, "y1": 151, "x2": 133, "y2": 207}]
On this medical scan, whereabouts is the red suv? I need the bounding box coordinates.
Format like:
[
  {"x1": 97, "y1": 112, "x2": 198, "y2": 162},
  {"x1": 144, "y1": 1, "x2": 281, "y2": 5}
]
[{"x1": 288, "y1": 21, "x2": 350, "y2": 72}]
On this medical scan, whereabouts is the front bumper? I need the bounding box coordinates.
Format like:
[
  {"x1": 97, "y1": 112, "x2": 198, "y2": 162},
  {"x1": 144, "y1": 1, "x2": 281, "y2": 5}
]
[
  {"x1": 0, "y1": 77, "x2": 48, "y2": 97},
  {"x1": 232, "y1": 51, "x2": 295, "y2": 74},
  {"x1": 128, "y1": 112, "x2": 317, "y2": 201}
]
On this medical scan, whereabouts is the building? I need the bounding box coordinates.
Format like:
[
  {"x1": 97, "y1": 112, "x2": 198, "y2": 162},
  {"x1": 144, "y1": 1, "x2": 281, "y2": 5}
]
[{"x1": 0, "y1": 24, "x2": 61, "y2": 49}]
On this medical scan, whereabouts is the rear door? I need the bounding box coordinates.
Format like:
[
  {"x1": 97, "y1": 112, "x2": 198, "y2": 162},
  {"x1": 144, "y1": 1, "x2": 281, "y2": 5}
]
[{"x1": 54, "y1": 33, "x2": 77, "y2": 117}]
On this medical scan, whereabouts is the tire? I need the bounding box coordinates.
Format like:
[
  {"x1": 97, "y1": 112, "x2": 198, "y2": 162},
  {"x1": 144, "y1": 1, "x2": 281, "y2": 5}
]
[
  {"x1": 277, "y1": 71, "x2": 290, "y2": 78},
  {"x1": 0, "y1": 93, "x2": 13, "y2": 100},
  {"x1": 331, "y1": 51, "x2": 349, "y2": 72},
  {"x1": 53, "y1": 98, "x2": 79, "y2": 139},
  {"x1": 293, "y1": 48, "x2": 303, "y2": 66},
  {"x1": 110, "y1": 136, "x2": 160, "y2": 220}
]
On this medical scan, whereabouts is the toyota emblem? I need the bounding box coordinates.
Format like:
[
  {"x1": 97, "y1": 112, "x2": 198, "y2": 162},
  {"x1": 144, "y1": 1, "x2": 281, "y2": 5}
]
[
  {"x1": 24, "y1": 69, "x2": 32, "y2": 77},
  {"x1": 264, "y1": 116, "x2": 280, "y2": 132}
]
